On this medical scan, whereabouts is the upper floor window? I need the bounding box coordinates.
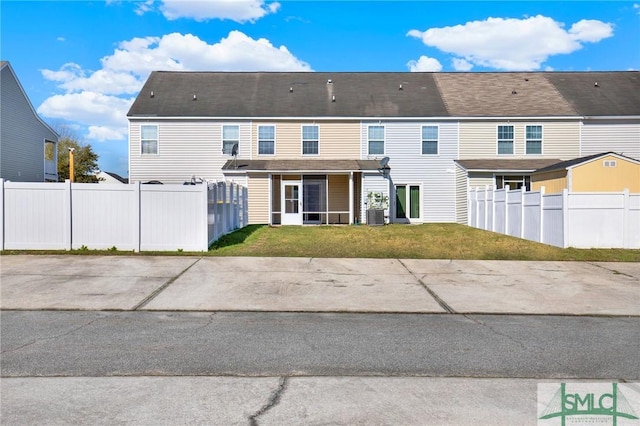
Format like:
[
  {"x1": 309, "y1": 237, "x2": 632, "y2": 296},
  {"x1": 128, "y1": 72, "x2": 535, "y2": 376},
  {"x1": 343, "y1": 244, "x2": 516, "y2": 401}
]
[
  {"x1": 222, "y1": 125, "x2": 239, "y2": 155},
  {"x1": 141, "y1": 125, "x2": 158, "y2": 155},
  {"x1": 421, "y1": 126, "x2": 438, "y2": 155},
  {"x1": 497, "y1": 125, "x2": 514, "y2": 155},
  {"x1": 526, "y1": 125, "x2": 542, "y2": 154},
  {"x1": 302, "y1": 125, "x2": 319, "y2": 155},
  {"x1": 368, "y1": 125, "x2": 384, "y2": 155},
  {"x1": 258, "y1": 125, "x2": 275, "y2": 155}
]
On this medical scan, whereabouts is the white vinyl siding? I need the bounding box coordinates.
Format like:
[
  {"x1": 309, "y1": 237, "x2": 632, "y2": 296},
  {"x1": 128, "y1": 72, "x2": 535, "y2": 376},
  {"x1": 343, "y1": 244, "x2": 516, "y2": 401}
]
[
  {"x1": 129, "y1": 120, "x2": 250, "y2": 184},
  {"x1": 362, "y1": 121, "x2": 458, "y2": 223},
  {"x1": 455, "y1": 164, "x2": 468, "y2": 224},
  {"x1": 248, "y1": 173, "x2": 270, "y2": 224},
  {"x1": 581, "y1": 120, "x2": 640, "y2": 159}
]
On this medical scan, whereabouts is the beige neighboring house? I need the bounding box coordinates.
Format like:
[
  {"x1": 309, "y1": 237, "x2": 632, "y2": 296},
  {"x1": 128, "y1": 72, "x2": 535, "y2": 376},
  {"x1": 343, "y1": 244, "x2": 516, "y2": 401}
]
[
  {"x1": 96, "y1": 171, "x2": 128, "y2": 184},
  {"x1": 1, "y1": 61, "x2": 58, "y2": 182}
]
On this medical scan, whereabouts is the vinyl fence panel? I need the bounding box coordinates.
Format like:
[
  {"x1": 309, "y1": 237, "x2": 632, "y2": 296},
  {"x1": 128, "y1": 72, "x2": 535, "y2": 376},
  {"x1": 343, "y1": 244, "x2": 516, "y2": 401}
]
[
  {"x1": 468, "y1": 185, "x2": 638, "y2": 249},
  {"x1": 1, "y1": 179, "x2": 247, "y2": 252}
]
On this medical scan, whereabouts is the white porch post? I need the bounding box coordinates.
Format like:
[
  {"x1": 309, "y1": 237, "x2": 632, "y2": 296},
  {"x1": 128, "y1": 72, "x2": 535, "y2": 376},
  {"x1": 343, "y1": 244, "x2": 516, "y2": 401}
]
[{"x1": 349, "y1": 172, "x2": 354, "y2": 225}]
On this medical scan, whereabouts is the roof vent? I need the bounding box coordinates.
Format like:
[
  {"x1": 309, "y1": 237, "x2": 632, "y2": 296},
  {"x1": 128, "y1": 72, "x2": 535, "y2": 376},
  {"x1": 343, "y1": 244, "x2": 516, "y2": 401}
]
[
  {"x1": 332, "y1": 95, "x2": 336, "y2": 102},
  {"x1": 193, "y1": 94, "x2": 197, "y2": 101},
  {"x1": 327, "y1": 79, "x2": 333, "y2": 84},
  {"x1": 524, "y1": 78, "x2": 529, "y2": 82},
  {"x1": 150, "y1": 91, "x2": 154, "y2": 98},
  {"x1": 594, "y1": 82, "x2": 599, "y2": 87},
  {"x1": 511, "y1": 90, "x2": 517, "y2": 95},
  {"x1": 399, "y1": 84, "x2": 403, "y2": 90},
  {"x1": 289, "y1": 86, "x2": 293, "y2": 93}
]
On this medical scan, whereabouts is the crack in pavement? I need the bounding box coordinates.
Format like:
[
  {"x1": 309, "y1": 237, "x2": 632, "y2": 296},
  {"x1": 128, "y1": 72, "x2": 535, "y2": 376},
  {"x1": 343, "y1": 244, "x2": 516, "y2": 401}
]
[
  {"x1": 0, "y1": 316, "x2": 104, "y2": 354},
  {"x1": 462, "y1": 314, "x2": 527, "y2": 350},
  {"x1": 587, "y1": 262, "x2": 636, "y2": 279},
  {"x1": 397, "y1": 260, "x2": 456, "y2": 314},
  {"x1": 248, "y1": 376, "x2": 288, "y2": 426},
  {"x1": 132, "y1": 258, "x2": 202, "y2": 310},
  {"x1": 192, "y1": 312, "x2": 217, "y2": 332}
]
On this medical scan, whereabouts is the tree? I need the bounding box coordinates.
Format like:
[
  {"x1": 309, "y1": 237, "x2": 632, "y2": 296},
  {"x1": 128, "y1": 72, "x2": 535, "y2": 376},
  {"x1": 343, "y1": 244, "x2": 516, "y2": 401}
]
[{"x1": 56, "y1": 127, "x2": 100, "y2": 183}]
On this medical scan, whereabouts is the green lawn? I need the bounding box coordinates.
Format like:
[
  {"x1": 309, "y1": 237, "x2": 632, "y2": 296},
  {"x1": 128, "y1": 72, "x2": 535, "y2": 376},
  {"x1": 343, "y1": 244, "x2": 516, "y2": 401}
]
[{"x1": 209, "y1": 224, "x2": 640, "y2": 262}]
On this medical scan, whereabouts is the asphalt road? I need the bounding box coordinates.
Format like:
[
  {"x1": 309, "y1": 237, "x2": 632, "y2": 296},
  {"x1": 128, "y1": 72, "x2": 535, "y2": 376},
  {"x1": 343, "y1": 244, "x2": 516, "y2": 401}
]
[{"x1": 2, "y1": 311, "x2": 638, "y2": 379}]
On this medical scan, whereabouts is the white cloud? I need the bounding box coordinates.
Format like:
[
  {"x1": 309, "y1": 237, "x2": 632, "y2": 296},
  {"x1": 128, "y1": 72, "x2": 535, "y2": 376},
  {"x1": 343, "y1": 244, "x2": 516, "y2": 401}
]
[
  {"x1": 142, "y1": 0, "x2": 281, "y2": 23},
  {"x1": 38, "y1": 31, "x2": 310, "y2": 143},
  {"x1": 407, "y1": 56, "x2": 443, "y2": 72},
  {"x1": 37, "y1": 92, "x2": 133, "y2": 141},
  {"x1": 452, "y1": 58, "x2": 473, "y2": 71},
  {"x1": 408, "y1": 15, "x2": 614, "y2": 71},
  {"x1": 635, "y1": 4, "x2": 640, "y2": 14}
]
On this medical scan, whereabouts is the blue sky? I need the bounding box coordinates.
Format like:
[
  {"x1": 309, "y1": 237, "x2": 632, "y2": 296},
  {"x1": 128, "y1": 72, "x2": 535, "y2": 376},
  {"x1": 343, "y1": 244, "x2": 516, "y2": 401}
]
[{"x1": 2, "y1": 0, "x2": 639, "y2": 178}]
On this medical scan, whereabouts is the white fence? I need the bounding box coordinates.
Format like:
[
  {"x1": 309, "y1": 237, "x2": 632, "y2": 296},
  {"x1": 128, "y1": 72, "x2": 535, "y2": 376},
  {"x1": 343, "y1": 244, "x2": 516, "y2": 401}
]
[
  {"x1": 469, "y1": 186, "x2": 640, "y2": 249},
  {"x1": 0, "y1": 179, "x2": 248, "y2": 252}
]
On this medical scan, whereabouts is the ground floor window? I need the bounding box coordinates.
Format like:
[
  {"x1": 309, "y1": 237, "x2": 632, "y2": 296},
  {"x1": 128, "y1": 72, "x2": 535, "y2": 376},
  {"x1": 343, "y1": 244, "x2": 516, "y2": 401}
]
[
  {"x1": 395, "y1": 185, "x2": 420, "y2": 221},
  {"x1": 496, "y1": 175, "x2": 531, "y2": 191}
]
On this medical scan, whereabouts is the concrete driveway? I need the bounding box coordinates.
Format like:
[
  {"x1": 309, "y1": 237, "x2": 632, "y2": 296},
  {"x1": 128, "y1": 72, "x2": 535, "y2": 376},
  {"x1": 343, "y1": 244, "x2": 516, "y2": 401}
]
[{"x1": 1, "y1": 255, "x2": 638, "y2": 315}]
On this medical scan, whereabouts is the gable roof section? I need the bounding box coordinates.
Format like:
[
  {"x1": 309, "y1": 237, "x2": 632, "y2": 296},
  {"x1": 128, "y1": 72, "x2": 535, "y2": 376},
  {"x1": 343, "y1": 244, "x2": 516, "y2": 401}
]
[
  {"x1": 533, "y1": 152, "x2": 640, "y2": 174},
  {"x1": 434, "y1": 73, "x2": 577, "y2": 117},
  {"x1": 455, "y1": 158, "x2": 562, "y2": 172},
  {"x1": 128, "y1": 72, "x2": 449, "y2": 118},
  {"x1": 545, "y1": 72, "x2": 640, "y2": 117},
  {"x1": 1, "y1": 61, "x2": 59, "y2": 138}
]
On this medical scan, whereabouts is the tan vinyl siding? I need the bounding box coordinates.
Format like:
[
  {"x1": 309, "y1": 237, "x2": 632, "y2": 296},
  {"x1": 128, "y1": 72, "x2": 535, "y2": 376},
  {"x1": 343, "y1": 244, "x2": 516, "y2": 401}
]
[
  {"x1": 531, "y1": 170, "x2": 567, "y2": 193},
  {"x1": 459, "y1": 121, "x2": 580, "y2": 159},
  {"x1": 248, "y1": 173, "x2": 270, "y2": 224},
  {"x1": 252, "y1": 120, "x2": 360, "y2": 159},
  {"x1": 571, "y1": 156, "x2": 640, "y2": 192},
  {"x1": 467, "y1": 172, "x2": 495, "y2": 190},
  {"x1": 129, "y1": 120, "x2": 250, "y2": 184},
  {"x1": 328, "y1": 174, "x2": 349, "y2": 211}
]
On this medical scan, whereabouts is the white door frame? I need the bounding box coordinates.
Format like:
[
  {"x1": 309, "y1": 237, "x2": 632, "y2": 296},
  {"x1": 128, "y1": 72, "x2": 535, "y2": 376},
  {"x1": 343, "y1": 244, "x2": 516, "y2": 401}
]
[{"x1": 281, "y1": 180, "x2": 303, "y2": 225}]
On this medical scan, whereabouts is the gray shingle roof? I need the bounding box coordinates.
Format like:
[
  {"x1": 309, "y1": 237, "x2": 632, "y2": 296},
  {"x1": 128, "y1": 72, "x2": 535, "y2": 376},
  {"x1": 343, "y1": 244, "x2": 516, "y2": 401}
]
[
  {"x1": 128, "y1": 72, "x2": 448, "y2": 118},
  {"x1": 455, "y1": 158, "x2": 562, "y2": 172},
  {"x1": 545, "y1": 72, "x2": 640, "y2": 117},
  {"x1": 221, "y1": 159, "x2": 383, "y2": 172},
  {"x1": 128, "y1": 71, "x2": 640, "y2": 118}
]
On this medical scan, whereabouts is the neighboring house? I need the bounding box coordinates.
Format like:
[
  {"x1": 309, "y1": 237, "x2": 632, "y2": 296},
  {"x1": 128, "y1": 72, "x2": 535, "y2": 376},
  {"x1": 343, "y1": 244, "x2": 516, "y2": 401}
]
[
  {"x1": 531, "y1": 152, "x2": 640, "y2": 193},
  {"x1": 1, "y1": 61, "x2": 58, "y2": 182},
  {"x1": 96, "y1": 171, "x2": 128, "y2": 184},
  {"x1": 127, "y1": 71, "x2": 640, "y2": 226}
]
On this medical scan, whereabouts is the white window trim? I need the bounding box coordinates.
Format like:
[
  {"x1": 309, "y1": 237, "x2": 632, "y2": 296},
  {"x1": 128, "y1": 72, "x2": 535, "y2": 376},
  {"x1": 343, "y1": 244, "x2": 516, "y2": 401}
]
[
  {"x1": 257, "y1": 124, "x2": 276, "y2": 156},
  {"x1": 525, "y1": 124, "x2": 544, "y2": 155},
  {"x1": 496, "y1": 124, "x2": 514, "y2": 155},
  {"x1": 421, "y1": 125, "x2": 439, "y2": 155},
  {"x1": 141, "y1": 124, "x2": 159, "y2": 155},
  {"x1": 222, "y1": 124, "x2": 240, "y2": 156},
  {"x1": 367, "y1": 124, "x2": 385, "y2": 156},
  {"x1": 301, "y1": 124, "x2": 320, "y2": 156}
]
